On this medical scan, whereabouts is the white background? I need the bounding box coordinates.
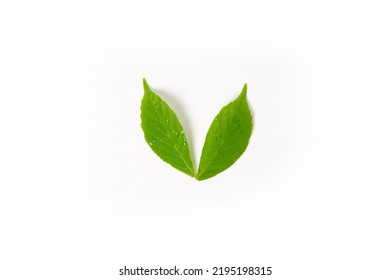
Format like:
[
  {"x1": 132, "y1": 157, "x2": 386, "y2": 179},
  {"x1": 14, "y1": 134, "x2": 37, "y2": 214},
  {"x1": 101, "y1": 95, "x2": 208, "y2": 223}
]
[{"x1": 1, "y1": 0, "x2": 390, "y2": 279}]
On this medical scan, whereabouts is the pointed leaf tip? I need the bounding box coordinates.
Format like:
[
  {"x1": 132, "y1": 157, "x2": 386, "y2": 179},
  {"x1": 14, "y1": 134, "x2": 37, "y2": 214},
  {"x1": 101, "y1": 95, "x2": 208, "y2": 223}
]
[
  {"x1": 143, "y1": 78, "x2": 150, "y2": 91},
  {"x1": 241, "y1": 83, "x2": 247, "y2": 98}
]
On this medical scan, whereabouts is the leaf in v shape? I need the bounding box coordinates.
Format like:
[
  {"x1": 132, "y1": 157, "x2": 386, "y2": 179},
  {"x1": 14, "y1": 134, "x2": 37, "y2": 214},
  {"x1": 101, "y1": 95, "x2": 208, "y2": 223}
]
[{"x1": 140, "y1": 78, "x2": 253, "y2": 181}]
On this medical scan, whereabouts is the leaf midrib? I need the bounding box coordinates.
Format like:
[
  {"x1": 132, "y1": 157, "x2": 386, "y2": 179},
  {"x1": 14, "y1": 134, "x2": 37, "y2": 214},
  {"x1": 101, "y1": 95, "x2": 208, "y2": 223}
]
[
  {"x1": 196, "y1": 95, "x2": 246, "y2": 180},
  {"x1": 196, "y1": 138, "x2": 227, "y2": 179},
  {"x1": 147, "y1": 93, "x2": 195, "y2": 176}
]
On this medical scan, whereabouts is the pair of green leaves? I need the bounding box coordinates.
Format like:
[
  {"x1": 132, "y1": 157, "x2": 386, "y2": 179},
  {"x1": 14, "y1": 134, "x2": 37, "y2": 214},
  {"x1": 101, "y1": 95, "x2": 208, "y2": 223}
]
[{"x1": 141, "y1": 79, "x2": 253, "y2": 181}]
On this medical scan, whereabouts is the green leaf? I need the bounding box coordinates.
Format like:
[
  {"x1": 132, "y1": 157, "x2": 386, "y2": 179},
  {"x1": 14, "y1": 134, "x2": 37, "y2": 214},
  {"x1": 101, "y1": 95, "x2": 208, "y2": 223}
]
[
  {"x1": 140, "y1": 79, "x2": 195, "y2": 177},
  {"x1": 196, "y1": 84, "x2": 253, "y2": 180}
]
